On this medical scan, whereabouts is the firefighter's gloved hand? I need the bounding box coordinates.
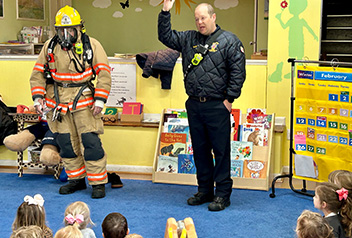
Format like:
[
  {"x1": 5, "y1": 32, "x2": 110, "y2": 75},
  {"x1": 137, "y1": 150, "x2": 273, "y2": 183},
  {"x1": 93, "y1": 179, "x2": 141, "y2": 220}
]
[{"x1": 92, "y1": 100, "x2": 104, "y2": 116}]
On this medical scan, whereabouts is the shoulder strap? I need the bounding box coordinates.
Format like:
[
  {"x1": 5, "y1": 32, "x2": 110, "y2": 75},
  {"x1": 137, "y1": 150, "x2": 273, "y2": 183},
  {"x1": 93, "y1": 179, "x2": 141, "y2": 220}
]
[
  {"x1": 184, "y1": 29, "x2": 224, "y2": 78},
  {"x1": 205, "y1": 29, "x2": 224, "y2": 48}
]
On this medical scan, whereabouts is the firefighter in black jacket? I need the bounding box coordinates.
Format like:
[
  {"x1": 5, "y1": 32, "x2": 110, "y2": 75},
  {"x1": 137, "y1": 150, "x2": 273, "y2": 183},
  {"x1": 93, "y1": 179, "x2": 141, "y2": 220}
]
[{"x1": 158, "y1": 1, "x2": 246, "y2": 211}]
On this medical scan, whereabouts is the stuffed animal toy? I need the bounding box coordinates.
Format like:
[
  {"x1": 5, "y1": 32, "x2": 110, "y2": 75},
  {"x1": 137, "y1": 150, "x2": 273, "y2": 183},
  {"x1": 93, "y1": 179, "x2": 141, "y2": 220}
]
[{"x1": 3, "y1": 105, "x2": 61, "y2": 166}]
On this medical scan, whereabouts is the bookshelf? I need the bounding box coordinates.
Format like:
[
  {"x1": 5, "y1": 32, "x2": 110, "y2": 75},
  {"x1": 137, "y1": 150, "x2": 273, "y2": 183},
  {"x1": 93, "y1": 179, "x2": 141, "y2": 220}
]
[{"x1": 152, "y1": 109, "x2": 275, "y2": 191}]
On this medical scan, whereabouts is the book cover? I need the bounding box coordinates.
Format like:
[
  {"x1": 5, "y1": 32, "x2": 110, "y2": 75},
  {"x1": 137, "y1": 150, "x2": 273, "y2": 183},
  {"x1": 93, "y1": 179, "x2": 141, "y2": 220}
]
[
  {"x1": 230, "y1": 141, "x2": 253, "y2": 160},
  {"x1": 231, "y1": 159, "x2": 244, "y2": 178},
  {"x1": 163, "y1": 113, "x2": 177, "y2": 123},
  {"x1": 159, "y1": 133, "x2": 187, "y2": 157},
  {"x1": 241, "y1": 123, "x2": 268, "y2": 146},
  {"x1": 186, "y1": 142, "x2": 193, "y2": 154},
  {"x1": 167, "y1": 124, "x2": 191, "y2": 142},
  {"x1": 157, "y1": 155, "x2": 178, "y2": 173},
  {"x1": 243, "y1": 160, "x2": 267, "y2": 179},
  {"x1": 122, "y1": 102, "x2": 143, "y2": 115},
  {"x1": 246, "y1": 108, "x2": 266, "y2": 123},
  {"x1": 178, "y1": 154, "x2": 196, "y2": 174},
  {"x1": 231, "y1": 109, "x2": 241, "y2": 141}
]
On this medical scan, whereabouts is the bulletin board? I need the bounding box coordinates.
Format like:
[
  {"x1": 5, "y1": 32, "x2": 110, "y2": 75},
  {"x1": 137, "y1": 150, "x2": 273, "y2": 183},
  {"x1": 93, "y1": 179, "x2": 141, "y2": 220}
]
[{"x1": 294, "y1": 65, "x2": 352, "y2": 182}]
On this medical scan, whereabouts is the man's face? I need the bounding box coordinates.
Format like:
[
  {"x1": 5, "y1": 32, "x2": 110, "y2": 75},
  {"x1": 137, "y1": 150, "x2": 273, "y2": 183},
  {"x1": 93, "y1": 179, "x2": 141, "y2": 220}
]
[{"x1": 194, "y1": 5, "x2": 216, "y2": 36}]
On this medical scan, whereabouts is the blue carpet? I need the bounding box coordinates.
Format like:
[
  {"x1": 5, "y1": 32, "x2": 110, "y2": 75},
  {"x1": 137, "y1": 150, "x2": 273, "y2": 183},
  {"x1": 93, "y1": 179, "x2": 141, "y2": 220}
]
[{"x1": 0, "y1": 173, "x2": 315, "y2": 238}]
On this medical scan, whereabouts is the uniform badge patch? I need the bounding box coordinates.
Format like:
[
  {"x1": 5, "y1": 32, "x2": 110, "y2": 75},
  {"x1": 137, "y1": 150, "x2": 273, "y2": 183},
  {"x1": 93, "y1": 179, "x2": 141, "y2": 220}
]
[
  {"x1": 209, "y1": 42, "x2": 219, "y2": 52},
  {"x1": 240, "y1": 46, "x2": 245, "y2": 53}
]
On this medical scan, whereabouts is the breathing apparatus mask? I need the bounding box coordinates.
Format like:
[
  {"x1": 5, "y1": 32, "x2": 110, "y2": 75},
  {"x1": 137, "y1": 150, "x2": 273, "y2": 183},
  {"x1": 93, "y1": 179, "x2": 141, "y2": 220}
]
[{"x1": 56, "y1": 27, "x2": 78, "y2": 51}]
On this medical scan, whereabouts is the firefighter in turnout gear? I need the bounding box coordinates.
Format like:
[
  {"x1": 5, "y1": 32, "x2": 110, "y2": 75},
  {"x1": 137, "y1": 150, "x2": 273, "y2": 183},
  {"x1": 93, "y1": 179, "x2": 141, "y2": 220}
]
[{"x1": 30, "y1": 5, "x2": 111, "y2": 199}]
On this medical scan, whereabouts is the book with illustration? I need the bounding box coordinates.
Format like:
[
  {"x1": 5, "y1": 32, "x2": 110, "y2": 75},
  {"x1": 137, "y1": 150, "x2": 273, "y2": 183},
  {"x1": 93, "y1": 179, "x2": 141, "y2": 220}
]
[
  {"x1": 241, "y1": 123, "x2": 268, "y2": 146},
  {"x1": 230, "y1": 141, "x2": 253, "y2": 160},
  {"x1": 243, "y1": 160, "x2": 267, "y2": 179},
  {"x1": 231, "y1": 159, "x2": 244, "y2": 178},
  {"x1": 157, "y1": 155, "x2": 178, "y2": 173},
  {"x1": 178, "y1": 154, "x2": 196, "y2": 174},
  {"x1": 159, "y1": 133, "x2": 187, "y2": 157}
]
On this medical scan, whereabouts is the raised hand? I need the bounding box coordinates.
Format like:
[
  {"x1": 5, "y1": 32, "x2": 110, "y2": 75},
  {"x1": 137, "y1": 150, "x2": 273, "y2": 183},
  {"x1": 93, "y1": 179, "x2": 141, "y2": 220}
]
[{"x1": 163, "y1": 0, "x2": 175, "y2": 12}]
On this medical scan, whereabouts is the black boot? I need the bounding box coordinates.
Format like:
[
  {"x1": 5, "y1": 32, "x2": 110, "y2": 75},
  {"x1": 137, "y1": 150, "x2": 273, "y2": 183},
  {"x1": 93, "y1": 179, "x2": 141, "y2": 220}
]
[
  {"x1": 59, "y1": 178, "x2": 87, "y2": 194},
  {"x1": 108, "y1": 172, "x2": 123, "y2": 188},
  {"x1": 92, "y1": 184, "x2": 106, "y2": 199}
]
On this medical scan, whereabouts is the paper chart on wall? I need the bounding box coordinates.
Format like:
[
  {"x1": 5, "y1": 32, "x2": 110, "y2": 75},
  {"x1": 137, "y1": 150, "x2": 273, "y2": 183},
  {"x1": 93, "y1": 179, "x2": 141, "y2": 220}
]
[{"x1": 106, "y1": 63, "x2": 136, "y2": 107}]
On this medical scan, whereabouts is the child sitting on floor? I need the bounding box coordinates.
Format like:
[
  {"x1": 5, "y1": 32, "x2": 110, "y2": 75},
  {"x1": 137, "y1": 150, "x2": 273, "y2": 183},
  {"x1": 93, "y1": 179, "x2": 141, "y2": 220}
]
[
  {"x1": 12, "y1": 194, "x2": 53, "y2": 238},
  {"x1": 102, "y1": 212, "x2": 130, "y2": 238},
  {"x1": 314, "y1": 182, "x2": 346, "y2": 238},
  {"x1": 63, "y1": 201, "x2": 96, "y2": 238},
  {"x1": 54, "y1": 225, "x2": 83, "y2": 238},
  {"x1": 328, "y1": 170, "x2": 352, "y2": 237},
  {"x1": 296, "y1": 210, "x2": 334, "y2": 238},
  {"x1": 10, "y1": 225, "x2": 43, "y2": 238}
]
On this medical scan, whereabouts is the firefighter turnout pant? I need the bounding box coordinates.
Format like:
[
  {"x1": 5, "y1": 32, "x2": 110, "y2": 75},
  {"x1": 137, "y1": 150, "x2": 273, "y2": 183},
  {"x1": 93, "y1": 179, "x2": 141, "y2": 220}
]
[{"x1": 47, "y1": 107, "x2": 107, "y2": 185}]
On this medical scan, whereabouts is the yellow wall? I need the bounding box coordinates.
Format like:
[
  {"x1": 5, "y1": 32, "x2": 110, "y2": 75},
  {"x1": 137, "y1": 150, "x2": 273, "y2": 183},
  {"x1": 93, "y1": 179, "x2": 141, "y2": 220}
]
[
  {"x1": 0, "y1": 58, "x2": 267, "y2": 168},
  {"x1": 267, "y1": 0, "x2": 322, "y2": 169}
]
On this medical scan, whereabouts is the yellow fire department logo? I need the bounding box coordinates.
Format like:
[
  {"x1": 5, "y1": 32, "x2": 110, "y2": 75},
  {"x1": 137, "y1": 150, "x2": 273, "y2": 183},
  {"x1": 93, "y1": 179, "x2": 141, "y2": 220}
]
[{"x1": 208, "y1": 42, "x2": 219, "y2": 52}]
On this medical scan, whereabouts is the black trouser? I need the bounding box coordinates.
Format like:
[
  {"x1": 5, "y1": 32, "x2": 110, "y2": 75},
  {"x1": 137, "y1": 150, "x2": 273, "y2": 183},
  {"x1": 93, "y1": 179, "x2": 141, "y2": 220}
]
[{"x1": 186, "y1": 97, "x2": 233, "y2": 199}]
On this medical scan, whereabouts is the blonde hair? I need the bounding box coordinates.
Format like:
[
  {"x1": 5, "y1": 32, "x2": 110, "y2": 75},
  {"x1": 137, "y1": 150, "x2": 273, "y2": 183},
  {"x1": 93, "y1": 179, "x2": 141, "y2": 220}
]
[
  {"x1": 12, "y1": 200, "x2": 48, "y2": 231},
  {"x1": 296, "y1": 210, "x2": 334, "y2": 238},
  {"x1": 10, "y1": 225, "x2": 43, "y2": 238},
  {"x1": 54, "y1": 225, "x2": 83, "y2": 238},
  {"x1": 125, "y1": 234, "x2": 143, "y2": 238},
  {"x1": 64, "y1": 201, "x2": 94, "y2": 229}
]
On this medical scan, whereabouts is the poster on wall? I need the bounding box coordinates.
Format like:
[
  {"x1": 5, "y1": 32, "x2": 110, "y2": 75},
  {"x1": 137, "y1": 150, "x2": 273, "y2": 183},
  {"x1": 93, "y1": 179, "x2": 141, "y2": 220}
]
[
  {"x1": 294, "y1": 65, "x2": 352, "y2": 181},
  {"x1": 106, "y1": 63, "x2": 136, "y2": 107}
]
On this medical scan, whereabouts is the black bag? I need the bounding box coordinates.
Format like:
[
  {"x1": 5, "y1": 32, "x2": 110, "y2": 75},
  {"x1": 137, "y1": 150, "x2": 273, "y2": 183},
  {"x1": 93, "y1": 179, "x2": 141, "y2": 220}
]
[{"x1": 0, "y1": 101, "x2": 17, "y2": 145}]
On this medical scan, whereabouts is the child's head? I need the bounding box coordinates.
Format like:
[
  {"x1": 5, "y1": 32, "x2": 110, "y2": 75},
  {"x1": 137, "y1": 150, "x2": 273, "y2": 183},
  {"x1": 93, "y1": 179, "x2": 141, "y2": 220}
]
[
  {"x1": 12, "y1": 194, "x2": 47, "y2": 231},
  {"x1": 102, "y1": 212, "x2": 129, "y2": 238},
  {"x1": 64, "y1": 201, "x2": 94, "y2": 230},
  {"x1": 54, "y1": 225, "x2": 83, "y2": 238},
  {"x1": 10, "y1": 225, "x2": 43, "y2": 238},
  {"x1": 314, "y1": 182, "x2": 342, "y2": 214},
  {"x1": 296, "y1": 210, "x2": 334, "y2": 238},
  {"x1": 328, "y1": 170, "x2": 352, "y2": 189}
]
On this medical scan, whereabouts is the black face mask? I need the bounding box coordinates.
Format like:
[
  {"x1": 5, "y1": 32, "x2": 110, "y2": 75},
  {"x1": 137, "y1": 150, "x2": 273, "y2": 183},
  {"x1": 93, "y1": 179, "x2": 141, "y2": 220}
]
[{"x1": 56, "y1": 27, "x2": 78, "y2": 51}]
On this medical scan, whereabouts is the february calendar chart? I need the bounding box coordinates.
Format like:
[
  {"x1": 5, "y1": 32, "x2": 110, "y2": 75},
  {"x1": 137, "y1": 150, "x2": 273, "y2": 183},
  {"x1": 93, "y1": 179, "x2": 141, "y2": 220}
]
[{"x1": 294, "y1": 65, "x2": 352, "y2": 180}]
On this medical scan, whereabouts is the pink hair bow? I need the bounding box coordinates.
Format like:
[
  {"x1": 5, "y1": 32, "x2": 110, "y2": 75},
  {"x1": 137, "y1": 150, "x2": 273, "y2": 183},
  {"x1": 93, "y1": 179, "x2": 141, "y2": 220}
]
[
  {"x1": 337, "y1": 188, "x2": 349, "y2": 201},
  {"x1": 24, "y1": 194, "x2": 44, "y2": 207},
  {"x1": 65, "y1": 214, "x2": 84, "y2": 225}
]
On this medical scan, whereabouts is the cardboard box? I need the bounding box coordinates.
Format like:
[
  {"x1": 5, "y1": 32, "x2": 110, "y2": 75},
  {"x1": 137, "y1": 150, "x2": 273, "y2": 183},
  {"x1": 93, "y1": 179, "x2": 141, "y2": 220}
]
[{"x1": 120, "y1": 112, "x2": 144, "y2": 122}]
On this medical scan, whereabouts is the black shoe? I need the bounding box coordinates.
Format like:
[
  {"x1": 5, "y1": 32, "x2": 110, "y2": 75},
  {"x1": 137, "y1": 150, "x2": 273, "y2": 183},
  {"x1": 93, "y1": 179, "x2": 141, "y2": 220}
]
[
  {"x1": 59, "y1": 178, "x2": 87, "y2": 194},
  {"x1": 187, "y1": 192, "x2": 214, "y2": 206},
  {"x1": 92, "y1": 184, "x2": 106, "y2": 199},
  {"x1": 108, "y1": 172, "x2": 123, "y2": 188},
  {"x1": 208, "y1": 197, "x2": 231, "y2": 211}
]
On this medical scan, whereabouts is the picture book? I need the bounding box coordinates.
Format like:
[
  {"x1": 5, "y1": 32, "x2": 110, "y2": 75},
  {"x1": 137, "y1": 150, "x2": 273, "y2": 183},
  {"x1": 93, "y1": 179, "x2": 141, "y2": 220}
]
[
  {"x1": 230, "y1": 159, "x2": 244, "y2": 178},
  {"x1": 246, "y1": 108, "x2": 266, "y2": 123},
  {"x1": 159, "y1": 133, "x2": 187, "y2": 157},
  {"x1": 231, "y1": 109, "x2": 241, "y2": 141},
  {"x1": 166, "y1": 124, "x2": 191, "y2": 142},
  {"x1": 157, "y1": 155, "x2": 178, "y2": 173},
  {"x1": 186, "y1": 142, "x2": 193, "y2": 154},
  {"x1": 122, "y1": 102, "x2": 143, "y2": 115},
  {"x1": 241, "y1": 123, "x2": 268, "y2": 146},
  {"x1": 294, "y1": 154, "x2": 319, "y2": 179},
  {"x1": 163, "y1": 113, "x2": 177, "y2": 123},
  {"x1": 243, "y1": 160, "x2": 267, "y2": 179},
  {"x1": 230, "y1": 141, "x2": 253, "y2": 160},
  {"x1": 178, "y1": 154, "x2": 196, "y2": 174}
]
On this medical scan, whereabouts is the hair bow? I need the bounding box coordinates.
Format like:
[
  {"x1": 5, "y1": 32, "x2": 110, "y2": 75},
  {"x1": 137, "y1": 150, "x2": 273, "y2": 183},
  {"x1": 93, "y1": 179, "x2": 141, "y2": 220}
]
[
  {"x1": 24, "y1": 194, "x2": 44, "y2": 207},
  {"x1": 65, "y1": 214, "x2": 84, "y2": 224},
  {"x1": 337, "y1": 188, "x2": 349, "y2": 201}
]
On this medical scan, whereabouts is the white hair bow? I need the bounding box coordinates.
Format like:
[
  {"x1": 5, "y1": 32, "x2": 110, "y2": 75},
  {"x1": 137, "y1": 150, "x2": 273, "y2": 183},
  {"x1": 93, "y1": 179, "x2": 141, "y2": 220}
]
[{"x1": 24, "y1": 194, "x2": 44, "y2": 207}]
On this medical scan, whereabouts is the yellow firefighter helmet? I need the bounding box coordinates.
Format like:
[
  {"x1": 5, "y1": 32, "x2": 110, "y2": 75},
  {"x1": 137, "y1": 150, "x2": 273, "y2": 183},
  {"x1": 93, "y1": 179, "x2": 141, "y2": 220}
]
[{"x1": 55, "y1": 5, "x2": 82, "y2": 27}]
